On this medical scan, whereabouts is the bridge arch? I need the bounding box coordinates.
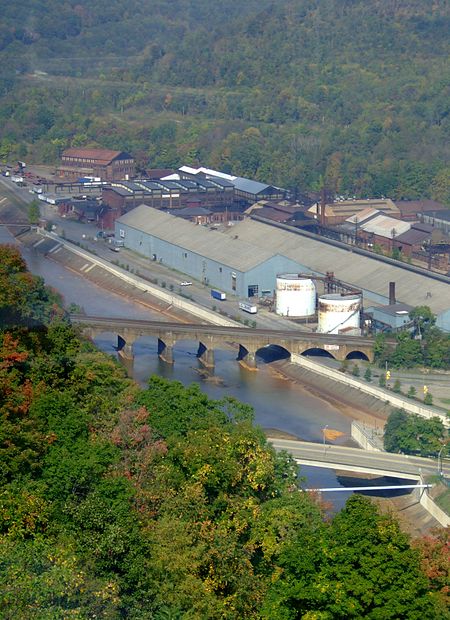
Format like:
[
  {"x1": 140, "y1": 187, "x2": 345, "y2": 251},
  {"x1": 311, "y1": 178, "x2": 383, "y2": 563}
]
[
  {"x1": 255, "y1": 344, "x2": 291, "y2": 363},
  {"x1": 345, "y1": 350, "x2": 370, "y2": 361},
  {"x1": 301, "y1": 347, "x2": 336, "y2": 360}
]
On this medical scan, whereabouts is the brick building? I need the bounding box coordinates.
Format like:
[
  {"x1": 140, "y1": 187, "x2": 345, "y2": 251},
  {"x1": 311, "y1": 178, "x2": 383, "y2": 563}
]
[
  {"x1": 100, "y1": 177, "x2": 236, "y2": 227},
  {"x1": 57, "y1": 148, "x2": 135, "y2": 182}
]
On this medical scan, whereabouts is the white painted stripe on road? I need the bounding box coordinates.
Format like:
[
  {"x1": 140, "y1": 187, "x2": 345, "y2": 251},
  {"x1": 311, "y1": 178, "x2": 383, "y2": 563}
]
[
  {"x1": 0, "y1": 197, "x2": 7, "y2": 204},
  {"x1": 84, "y1": 263, "x2": 96, "y2": 273},
  {"x1": 51, "y1": 246, "x2": 62, "y2": 254},
  {"x1": 48, "y1": 243, "x2": 62, "y2": 253},
  {"x1": 33, "y1": 238, "x2": 46, "y2": 248},
  {"x1": 80, "y1": 263, "x2": 91, "y2": 272}
]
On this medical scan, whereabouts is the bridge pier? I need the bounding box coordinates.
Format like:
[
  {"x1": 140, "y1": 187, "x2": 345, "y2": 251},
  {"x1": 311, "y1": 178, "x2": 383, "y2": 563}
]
[
  {"x1": 197, "y1": 343, "x2": 215, "y2": 368},
  {"x1": 238, "y1": 345, "x2": 258, "y2": 371},
  {"x1": 158, "y1": 338, "x2": 174, "y2": 364},
  {"x1": 117, "y1": 336, "x2": 134, "y2": 361}
]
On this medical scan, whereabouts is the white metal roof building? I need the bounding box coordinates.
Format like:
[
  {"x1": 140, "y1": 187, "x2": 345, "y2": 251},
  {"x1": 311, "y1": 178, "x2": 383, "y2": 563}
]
[
  {"x1": 222, "y1": 218, "x2": 450, "y2": 331},
  {"x1": 114, "y1": 205, "x2": 303, "y2": 298},
  {"x1": 165, "y1": 166, "x2": 287, "y2": 203},
  {"x1": 357, "y1": 214, "x2": 411, "y2": 238}
]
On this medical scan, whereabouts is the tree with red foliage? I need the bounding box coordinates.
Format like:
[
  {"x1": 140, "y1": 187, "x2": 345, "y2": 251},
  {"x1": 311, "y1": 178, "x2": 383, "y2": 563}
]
[{"x1": 414, "y1": 527, "x2": 450, "y2": 612}]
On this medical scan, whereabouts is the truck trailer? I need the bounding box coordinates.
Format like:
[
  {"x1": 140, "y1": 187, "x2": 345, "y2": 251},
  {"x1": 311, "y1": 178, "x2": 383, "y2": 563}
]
[{"x1": 211, "y1": 289, "x2": 227, "y2": 301}]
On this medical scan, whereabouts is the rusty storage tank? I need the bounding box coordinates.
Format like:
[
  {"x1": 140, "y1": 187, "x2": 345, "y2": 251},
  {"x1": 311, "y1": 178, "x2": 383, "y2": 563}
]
[
  {"x1": 317, "y1": 293, "x2": 361, "y2": 334},
  {"x1": 275, "y1": 274, "x2": 316, "y2": 317}
]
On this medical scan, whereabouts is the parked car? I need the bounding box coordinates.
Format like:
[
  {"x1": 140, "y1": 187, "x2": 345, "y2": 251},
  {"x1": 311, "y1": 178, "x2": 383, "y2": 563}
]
[
  {"x1": 179, "y1": 281, "x2": 192, "y2": 286},
  {"x1": 109, "y1": 246, "x2": 120, "y2": 252}
]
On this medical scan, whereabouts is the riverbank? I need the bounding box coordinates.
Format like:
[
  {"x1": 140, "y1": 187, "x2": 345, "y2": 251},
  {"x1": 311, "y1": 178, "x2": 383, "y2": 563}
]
[{"x1": 268, "y1": 360, "x2": 390, "y2": 429}]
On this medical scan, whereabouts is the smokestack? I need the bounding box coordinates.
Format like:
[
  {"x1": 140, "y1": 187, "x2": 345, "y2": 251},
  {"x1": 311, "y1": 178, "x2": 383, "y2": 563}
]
[
  {"x1": 320, "y1": 187, "x2": 326, "y2": 226},
  {"x1": 389, "y1": 282, "x2": 396, "y2": 305}
]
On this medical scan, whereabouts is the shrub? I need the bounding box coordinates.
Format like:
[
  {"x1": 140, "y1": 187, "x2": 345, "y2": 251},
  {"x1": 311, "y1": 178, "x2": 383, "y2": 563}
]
[
  {"x1": 339, "y1": 359, "x2": 349, "y2": 373},
  {"x1": 424, "y1": 392, "x2": 433, "y2": 405},
  {"x1": 407, "y1": 386, "x2": 417, "y2": 399},
  {"x1": 393, "y1": 379, "x2": 402, "y2": 393},
  {"x1": 351, "y1": 364, "x2": 360, "y2": 377}
]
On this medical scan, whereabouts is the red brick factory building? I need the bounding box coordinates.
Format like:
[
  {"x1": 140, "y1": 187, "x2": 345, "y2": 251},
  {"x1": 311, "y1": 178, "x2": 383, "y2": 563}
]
[{"x1": 57, "y1": 148, "x2": 135, "y2": 182}]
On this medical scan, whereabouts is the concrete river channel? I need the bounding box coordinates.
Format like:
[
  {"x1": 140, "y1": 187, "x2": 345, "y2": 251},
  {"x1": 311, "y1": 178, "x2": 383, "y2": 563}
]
[{"x1": 6, "y1": 227, "x2": 405, "y2": 512}]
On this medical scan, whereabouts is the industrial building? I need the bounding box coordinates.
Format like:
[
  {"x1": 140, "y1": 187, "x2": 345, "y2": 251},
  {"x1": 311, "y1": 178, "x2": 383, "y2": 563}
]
[
  {"x1": 57, "y1": 148, "x2": 135, "y2": 182},
  {"x1": 307, "y1": 198, "x2": 400, "y2": 226},
  {"x1": 103, "y1": 177, "x2": 234, "y2": 212},
  {"x1": 366, "y1": 303, "x2": 414, "y2": 332},
  {"x1": 170, "y1": 166, "x2": 287, "y2": 204},
  {"x1": 422, "y1": 210, "x2": 450, "y2": 235},
  {"x1": 114, "y1": 205, "x2": 303, "y2": 298},
  {"x1": 220, "y1": 217, "x2": 450, "y2": 331}
]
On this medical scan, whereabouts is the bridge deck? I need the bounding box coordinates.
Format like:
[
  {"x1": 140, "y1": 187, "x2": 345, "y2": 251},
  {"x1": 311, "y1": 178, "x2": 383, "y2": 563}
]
[
  {"x1": 70, "y1": 314, "x2": 375, "y2": 346},
  {"x1": 268, "y1": 438, "x2": 449, "y2": 480}
]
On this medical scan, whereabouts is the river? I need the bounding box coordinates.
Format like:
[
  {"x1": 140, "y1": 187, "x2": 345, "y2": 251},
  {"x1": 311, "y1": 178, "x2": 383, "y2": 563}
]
[{"x1": 5, "y1": 228, "x2": 370, "y2": 510}]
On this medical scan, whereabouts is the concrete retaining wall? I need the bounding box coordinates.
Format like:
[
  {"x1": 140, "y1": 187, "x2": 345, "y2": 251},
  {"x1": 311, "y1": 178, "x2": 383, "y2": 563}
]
[
  {"x1": 291, "y1": 353, "x2": 449, "y2": 426},
  {"x1": 416, "y1": 476, "x2": 450, "y2": 527},
  {"x1": 40, "y1": 231, "x2": 239, "y2": 328},
  {"x1": 351, "y1": 422, "x2": 383, "y2": 452}
]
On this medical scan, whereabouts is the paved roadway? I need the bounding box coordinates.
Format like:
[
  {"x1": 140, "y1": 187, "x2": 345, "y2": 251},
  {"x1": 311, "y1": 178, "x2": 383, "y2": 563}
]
[
  {"x1": 268, "y1": 438, "x2": 450, "y2": 480},
  {"x1": 0, "y1": 175, "x2": 306, "y2": 331}
]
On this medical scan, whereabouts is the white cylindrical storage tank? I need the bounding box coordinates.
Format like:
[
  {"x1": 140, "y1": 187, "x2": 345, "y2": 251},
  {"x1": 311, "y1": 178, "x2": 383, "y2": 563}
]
[
  {"x1": 276, "y1": 274, "x2": 316, "y2": 317},
  {"x1": 317, "y1": 294, "x2": 361, "y2": 334}
]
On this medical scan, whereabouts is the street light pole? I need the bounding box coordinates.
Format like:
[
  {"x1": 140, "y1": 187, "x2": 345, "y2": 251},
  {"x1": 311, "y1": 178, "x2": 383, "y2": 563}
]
[
  {"x1": 437, "y1": 446, "x2": 445, "y2": 477},
  {"x1": 323, "y1": 425, "x2": 329, "y2": 446}
]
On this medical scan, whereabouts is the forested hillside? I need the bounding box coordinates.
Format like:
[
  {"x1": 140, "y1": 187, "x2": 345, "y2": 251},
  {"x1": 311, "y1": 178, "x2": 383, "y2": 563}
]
[
  {"x1": 1, "y1": 1, "x2": 450, "y2": 200},
  {"x1": 1, "y1": 243, "x2": 449, "y2": 618}
]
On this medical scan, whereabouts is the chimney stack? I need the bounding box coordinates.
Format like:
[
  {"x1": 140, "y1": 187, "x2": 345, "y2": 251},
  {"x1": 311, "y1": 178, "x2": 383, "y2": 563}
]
[{"x1": 389, "y1": 282, "x2": 396, "y2": 305}]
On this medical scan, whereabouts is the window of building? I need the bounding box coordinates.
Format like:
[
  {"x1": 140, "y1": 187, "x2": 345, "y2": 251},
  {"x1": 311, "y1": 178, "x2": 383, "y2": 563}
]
[
  {"x1": 219, "y1": 267, "x2": 222, "y2": 273},
  {"x1": 231, "y1": 273, "x2": 237, "y2": 291},
  {"x1": 119, "y1": 228, "x2": 125, "y2": 238},
  {"x1": 248, "y1": 284, "x2": 259, "y2": 297}
]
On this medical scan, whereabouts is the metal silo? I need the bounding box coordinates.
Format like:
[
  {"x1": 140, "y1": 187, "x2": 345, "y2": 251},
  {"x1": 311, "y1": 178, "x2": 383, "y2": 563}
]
[
  {"x1": 317, "y1": 293, "x2": 361, "y2": 334},
  {"x1": 275, "y1": 274, "x2": 316, "y2": 317}
]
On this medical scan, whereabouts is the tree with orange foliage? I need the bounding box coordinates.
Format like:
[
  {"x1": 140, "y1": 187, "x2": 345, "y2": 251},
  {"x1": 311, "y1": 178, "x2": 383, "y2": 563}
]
[{"x1": 413, "y1": 527, "x2": 450, "y2": 612}]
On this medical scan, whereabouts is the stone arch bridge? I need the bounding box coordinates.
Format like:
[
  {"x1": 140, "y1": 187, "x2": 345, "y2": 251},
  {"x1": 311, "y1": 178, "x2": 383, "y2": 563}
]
[{"x1": 71, "y1": 315, "x2": 375, "y2": 369}]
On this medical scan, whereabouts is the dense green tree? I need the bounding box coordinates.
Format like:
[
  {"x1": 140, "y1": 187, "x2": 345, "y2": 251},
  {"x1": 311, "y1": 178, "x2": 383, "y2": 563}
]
[
  {"x1": 384, "y1": 409, "x2": 447, "y2": 456},
  {"x1": 389, "y1": 332, "x2": 424, "y2": 369},
  {"x1": 0, "y1": 535, "x2": 121, "y2": 619},
  {"x1": 262, "y1": 495, "x2": 440, "y2": 619}
]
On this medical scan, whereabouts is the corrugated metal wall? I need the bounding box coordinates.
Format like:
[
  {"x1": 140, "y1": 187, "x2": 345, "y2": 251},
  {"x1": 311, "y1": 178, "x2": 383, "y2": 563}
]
[{"x1": 116, "y1": 222, "x2": 304, "y2": 298}]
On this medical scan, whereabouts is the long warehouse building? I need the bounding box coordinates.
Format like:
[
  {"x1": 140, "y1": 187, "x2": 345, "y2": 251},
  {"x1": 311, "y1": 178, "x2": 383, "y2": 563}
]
[
  {"x1": 115, "y1": 205, "x2": 450, "y2": 331},
  {"x1": 115, "y1": 205, "x2": 303, "y2": 298},
  {"x1": 222, "y1": 218, "x2": 450, "y2": 331}
]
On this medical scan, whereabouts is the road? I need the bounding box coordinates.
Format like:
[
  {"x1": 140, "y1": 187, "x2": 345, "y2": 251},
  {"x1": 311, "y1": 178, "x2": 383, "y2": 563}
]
[
  {"x1": 0, "y1": 175, "x2": 305, "y2": 331},
  {"x1": 268, "y1": 437, "x2": 450, "y2": 480}
]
